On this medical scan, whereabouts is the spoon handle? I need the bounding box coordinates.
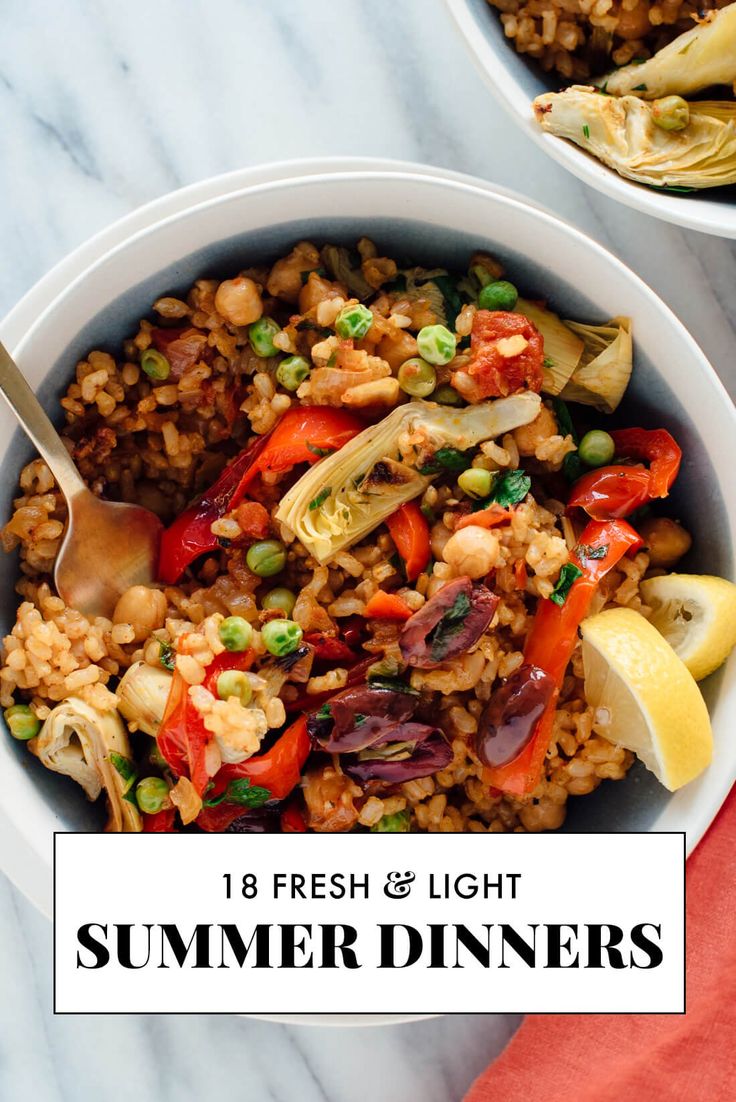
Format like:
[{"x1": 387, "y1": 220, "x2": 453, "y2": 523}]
[{"x1": 0, "y1": 341, "x2": 86, "y2": 502}]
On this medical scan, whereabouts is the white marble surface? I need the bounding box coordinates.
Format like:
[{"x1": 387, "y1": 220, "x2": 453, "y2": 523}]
[{"x1": 1, "y1": 1, "x2": 735, "y2": 1099}]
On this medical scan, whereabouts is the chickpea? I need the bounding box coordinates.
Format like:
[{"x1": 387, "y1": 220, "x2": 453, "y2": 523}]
[
  {"x1": 113, "y1": 585, "x2": 168, "y2": 643},
  {"x1": 377, "y1": 329, "x2": 418, "y2": 371},
  {"x1": 266, "y1": 241, "x2": 320, "y2": 303},
  {"x1": 442, "y1": 525, "x2": 500, "y2": 579},
  {"x1": 638, "y1": 517, "x2": 692, "y2": 569},
  {"x1": 214, "y1": 277, "x2": 263, "y2": 327},
  {"x1": 298, "y1": 272, "x2": 345, "y2": 314},
  {"x1": 513, "y1": 406, "x2": 558, "y2": 457}
]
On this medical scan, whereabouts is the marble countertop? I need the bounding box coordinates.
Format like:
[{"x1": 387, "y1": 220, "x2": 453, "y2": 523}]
[{"x1": 1, "y1": 1, "x2": 734, "y2": 1099}]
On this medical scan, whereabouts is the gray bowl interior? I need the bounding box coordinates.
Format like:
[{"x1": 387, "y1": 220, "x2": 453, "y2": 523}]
[{"x1": 1, "y1": 215, "x2": 729, "y2": 833}]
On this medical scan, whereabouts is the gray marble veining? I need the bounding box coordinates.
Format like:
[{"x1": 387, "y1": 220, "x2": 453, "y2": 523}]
[{"x1": 0, "y1": 1, "x2": 734, "y2": 1099}]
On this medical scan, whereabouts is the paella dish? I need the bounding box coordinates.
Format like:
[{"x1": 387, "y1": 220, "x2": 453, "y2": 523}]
[{"x1": 3, "y1": 238, "x2": 735, "y2": 833}]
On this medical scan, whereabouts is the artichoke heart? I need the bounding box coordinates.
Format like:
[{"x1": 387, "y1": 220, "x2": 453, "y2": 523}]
[
  {"x1": 275, "y1": 393, "x2": 541, "y2": 563},
  {"x1": 598, "y1": 5, "x2": 736, "y2": 100},
  {"x1": 117, "y1": 661, "x2": 173, "y2": 736},
  {"x1": 30, "y1": 697, "x2": 142, "y2": 832},
  {"x1": 560, "y1": 316, "x2": 632, "y2": 414},
  {"x1": 534, "y1": 86, "x2": 736, "y2": 190}
]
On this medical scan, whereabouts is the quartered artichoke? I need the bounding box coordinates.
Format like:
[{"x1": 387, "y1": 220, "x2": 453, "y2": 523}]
[
  {"x1": 598, "y1": 5, "x2": 736, "y2": 100},
  {"x1": 117, "y1": 661, "x2": 173, "y2": 736},
  {"x1": 30, "y1": 697, "x2": 142, "y2": 832},
  {"x1": 275, "y1": 393, "x2": 542, "y2": 563},
  {"x1": 534, "y1": 86, "x2": 736, "y2": 189}
]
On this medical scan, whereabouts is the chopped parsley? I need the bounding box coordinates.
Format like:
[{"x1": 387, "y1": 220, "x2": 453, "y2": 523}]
[
  {"x1": 582, "y1": 124, "x2": 590, "y2": 139},
  {"x1": 354, "y1": 714, "x2": 367, "y2": 727},
  {"x1": 428, "y1": 591, "x2": 472, "y2": 662},
  {"x1": 491, "y1": 469, "x2": 531, "y2": 507},
  {"x1": 543, "y1": 355, "x2": 556, "y2": 369},
  {"x1": 575, "y1": 542, "x2": 608, "y2": 564},
  {"x1": 309, "y1": 487, "x2": 331, "y2": 510},
  {"x1": 366, "y1": 674, "x2": 419, "y2": 696},
  {"x1": 159, "y1": 641, "x2": 176, "y2": 671},
  {"x1": 552, "y1": 398, "x2": 578, "y2": 444},
  {"x1": 633, "y1": 83, "x2": 648, "y2": 91},
  {"x1": 109, "y1": 752, "x2": 137, "y2": 802},
  {"x1": 306, "y1": 442, "x2": 334, "y2": 458},
  {"x1": 316, "y1": 703, "x2": 332, "y2": 720},
  {"x1": 563, "y1": 451, "x2": 585, "y2": 483},
  {"x1": 203, "y1": 777, "x2": 271, "y2": 809},
  {"x1": 550, "y1": 563, "x2": 584, "y2": 606},
  {"x1": 432, "y1": 274, "x2": 464, "y2": 329},
  {"x1": 418, "y1": 447, "x2": 472, "y2": 476}
]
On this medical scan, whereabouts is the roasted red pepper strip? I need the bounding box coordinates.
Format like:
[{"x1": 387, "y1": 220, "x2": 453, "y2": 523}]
[
  {"x1": 386, "y1": 501, "x2": 431, "y2": 581},
  {"x1": 568, "y1": 428, "x2": 682, "y2": 521},
  {"x1": 196, "y1": 716, "x2": 312, "y2": 832},
  {"x1": 483, "y1": 519, "x2": 642, "y2": 796},
  {"x1": 158, "y1": 406, "x2": 362, "y2": 583},
  {"x1": 141, "y1": 808, "x2": 177, "y2": 832},
  {"x1": 156, "y1": 649, "x2": 254, "y2": 795},
  {"x1": 280, "y1": 802, "x2": 308, "y2": 833},
  {"x1": 363, "y1": 590, "x2": 413, "y2": 621}
]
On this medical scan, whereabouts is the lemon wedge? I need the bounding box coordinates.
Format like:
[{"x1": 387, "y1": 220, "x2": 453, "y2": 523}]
[
  {"x1": 581, "y1": 607, "x2": 712, "y2": 791},
  {"x1": 640, "y1": 573, "x2": 736, "y2": 682}
]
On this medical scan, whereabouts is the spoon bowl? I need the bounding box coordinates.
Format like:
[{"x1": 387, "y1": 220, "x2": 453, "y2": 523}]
[{"x1": 0, "y1": 341, "x2": 162, "y2": 619}]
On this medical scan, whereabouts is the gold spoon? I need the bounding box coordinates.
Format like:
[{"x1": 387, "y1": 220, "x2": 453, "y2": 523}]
[{"x1": 0, "y1": 341, "x2": 163, "y2": 619}]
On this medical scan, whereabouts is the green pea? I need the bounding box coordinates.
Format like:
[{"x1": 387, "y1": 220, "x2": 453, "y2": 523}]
[
  {"x1": 371, "y1": 810, "x2": 410, "y2": 833},
  {"x1": 216, "y1": 670, "x2": 252, "y2": 706},
  {"x1": 262, "y1": 587, "x2": 297, "y2": 616},
  {"x1": 431, "y1": 384, "x2": 465, "y2": 407},
  {"x1": 397, "y1": 357, "x2": 437, "y2": 398},
  {"x1": 578, "y1": 429, "x2": 615, "y2": 468},
  {"x1": 4, "y1": 703, "x2": 40, "y2": 741},
  {"x1": 246, "y1": 539, "x2": 287, "y2": 577},
  {"x1": 458, "y1": 468, "x2": 493, "y2": 500},
  {"x1": 478, "y1": 280, "x2": 518, "y2": 312},
  {"x1": 652, "y1": 95, "x2": 689, "y2": 132},
  {"x1": 135, "y1": 776, "x2": 170, "y2": 815},
  {"x1": 335, "y1": 303, "x2": 374, "y2": 341},
  {"x1": 248, "y1": 317, "x2": 281, "y2": 357},
  {"x1": 261, "y1": 618, "x2": 303, "y2": 657},
  {"x1": 276, "y1": 355, "x2": 310, "y2": 391},
  {"x1": 140, "y1": 349, "x2": 171, "y2": 381},
  {"x1": 218, "y1": 616, "x2": 254, "y2": 652},
  {"x1": 416, "y1": 325, "x2": 457, "y2": 366}
]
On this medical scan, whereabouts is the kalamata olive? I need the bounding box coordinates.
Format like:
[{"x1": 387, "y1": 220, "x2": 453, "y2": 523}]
[
  {"x1": 343, "y1": 726, "x2": 452, "y2": 784},
  {"x1": 475, "y1": 664, "x2": 556, "y2": 769},
  {"x1": 307, "y1": 684, "x2": 417, "y2": 752},
  {"x1": 399, "y1": 576, "x2": 499, "y2": 669}
]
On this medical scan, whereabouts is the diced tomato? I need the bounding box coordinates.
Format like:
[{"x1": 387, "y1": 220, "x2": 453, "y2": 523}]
[
  {"x1": 362, "y1": 590, "x2": 413, "y2": 621},
  {"x1": 455, "y1": 310, "x2": 544, "y2": 401},
  {"x1": 234, "y1": 500, "x2": 271, "y2": 540},
  {"x1": 303, "y1": 632, "x2": 358, "y2": 663}
]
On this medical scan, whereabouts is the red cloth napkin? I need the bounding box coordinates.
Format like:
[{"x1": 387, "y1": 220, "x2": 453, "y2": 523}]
[{"x1": 466, "y1": 785, "x2": 736, "y2": 1102}]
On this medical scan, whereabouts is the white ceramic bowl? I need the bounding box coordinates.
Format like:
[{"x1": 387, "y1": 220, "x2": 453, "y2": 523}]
[
  {"x1": 445, "y1": 0, "x2": 736, "y2": 238},
  {"x1": 2, "y1": 166, "x2": 736, "y2": 928}
]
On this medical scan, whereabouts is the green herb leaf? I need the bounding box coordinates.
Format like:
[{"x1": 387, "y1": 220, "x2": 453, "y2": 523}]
[
  {"x1": 633, "y1": 83, "x2": 648, "y2": 91},
  {"x1": 366, "y1": 674, "x2": 419, "y2": 696},
  {"x1": 159, "y1": 641, "x2": 176, "y2": 671},
  {"x1": 582, "y1": 124, "x2": 590, "y2": 139},
  {"x1": 428, "y1": 591, "x2": 472, "y2": 662},
  {"x1": 563, "y1": 451, "x2": 585, "y2": 483},
  {"x1": 309, "y1": 487, "x2": 331, "y2": 510},
  {"x1": 491, "y1": 469, "x2": 531, "y2": 507},
  {"x1": 316, "y1": 703, "x2": 332, "y2": 720},
  {"x1": 432, "y1": 274, "x2": 464, "y2": 329},
  {"x1": 552, "y1": 398, "x2": 578, "y2": 445},
  {"x1": 575, "y1": 542, "x2": 608, "y2": 564},
  {"x1": 550, "y1": 563, "x2": 584, "y2": 606},
  {"x1": 306, "y1": 442, "x2": 335, "y2": 458},
  {"x1": 418, "y1": 447, "x2": 472, "y2": 476},
  {"x1": 109, "y1": 752, "x2": 137, "y2": 795},
  {"x1": 203, "y1": 777, "x2": 271, "y2": 809},
  {"x1": 354, "y1": 713, "x2": 367, "y2": 726},
  {"x1": 420, "y1": 503, "x2": 436, "y2": 524}
]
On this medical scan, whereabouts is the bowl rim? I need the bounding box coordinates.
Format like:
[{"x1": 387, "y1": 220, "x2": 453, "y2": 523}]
[
  {"x1": 443, "y1": 0, "x2": 736, "y2": 239},
  {"x1": 2, "y1": 162, "x2": 735, "y2": 918}
]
